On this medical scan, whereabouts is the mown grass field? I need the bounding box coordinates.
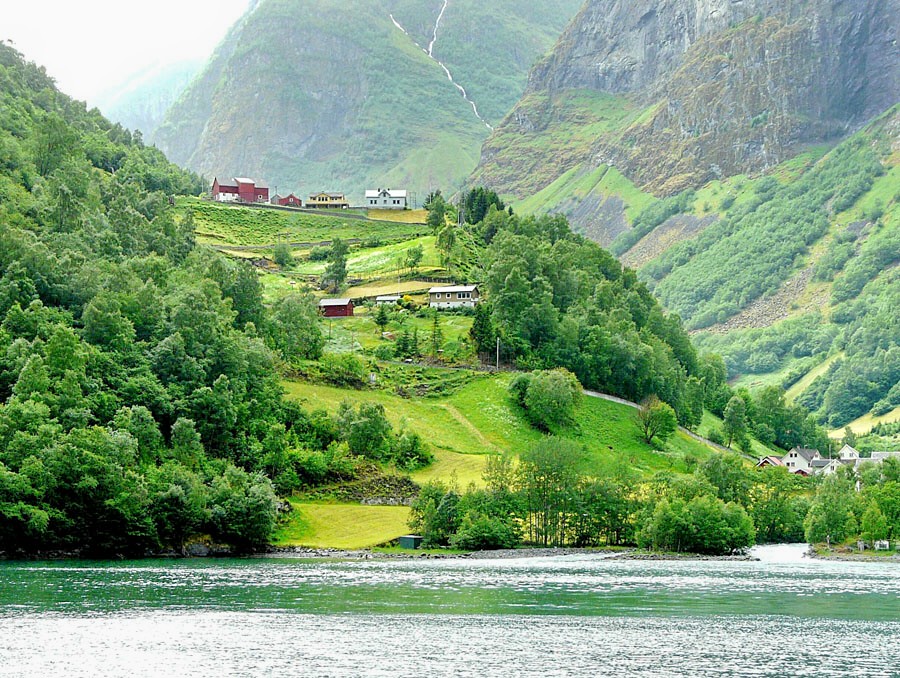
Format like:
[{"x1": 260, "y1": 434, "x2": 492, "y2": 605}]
[
  {"x1": 179, "y1": 196, "x2": 423, "y2": 246},
  {"x1": 284, "y1": 372, "x2": 721, "y2": 477},
  {"x1": 273, "y1": 501, "x2": 412, "y2": 549},
  {"x1": 368, "y1": 209, "x2": 428, "y2": 223}
]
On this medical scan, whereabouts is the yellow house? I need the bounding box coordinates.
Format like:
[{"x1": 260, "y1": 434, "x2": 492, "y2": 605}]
[{"x1": 308, "y1": 192, "x2": 349, "y2": 209}]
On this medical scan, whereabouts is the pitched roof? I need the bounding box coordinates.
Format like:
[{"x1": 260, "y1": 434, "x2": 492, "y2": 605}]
[
  {"x1": 810, "y1": 459, "x2": 832, "y2": 468},
  {"x1": 790, "y1": 447, "x2": 821, "y2": 462},
  {"x1": 319, "y1": 298, "x2": 352, "y2": 306},
  {"x1": 756, "y1": 456, "x2": 785, "y2": 467},
  {"x1": 375, "y1": 295, "x2": 402, "y2": 301},
  {"x1": 366, "y1": 188, "x2": 408, "y2": 198},
  {"x1": 871, "y1": 451, "x2": 900, "y2": 461},
  {"x1": 429, "y1": 285, "x2": 478, "y2": 294}
]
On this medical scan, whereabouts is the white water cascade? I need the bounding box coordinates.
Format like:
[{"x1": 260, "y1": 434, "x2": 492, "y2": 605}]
[{"x1": 390, "y1": 2, "x2": 493, "y2": 131}]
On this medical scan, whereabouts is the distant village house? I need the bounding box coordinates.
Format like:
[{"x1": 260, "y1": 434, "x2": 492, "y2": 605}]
[
  {"x1": 375, "y1": 295, "x2": 401, "y2": 305},
  {"x1": 309, "y1": 192, "x2": 349, "y2": 209},
  {"x1": 760, "y1": 444, "x2": 900, "y2": 479},
  {"x1": 365, "y1": 188, "x2": 408, "y2": 210},
  {"x1": 212, "y1": 177, "x2": 269, "y2": 203},
  {"x1": 319, "y1": 298, "x2": 354, "y2": 317},
  {"x1": 429, "y1": 285, "x2": 480, "y2": 309}
]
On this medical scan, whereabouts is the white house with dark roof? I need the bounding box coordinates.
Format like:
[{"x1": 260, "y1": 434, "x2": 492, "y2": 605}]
[
  {"x1": 366, "y1": 188, "x2": 408, "y2": 210},
  {"x1": 782, "y1": 447, "x2": 822, "y2": 474},
  {"x1": 429, "y1": 285, "x2": 480, "y2": 309}
]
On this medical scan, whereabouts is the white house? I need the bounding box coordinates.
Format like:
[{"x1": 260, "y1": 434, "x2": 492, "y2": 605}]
[
  {"x1": 781, "y1": 447, "x2": 822, "y2": 475},
  {"x1": 429, "y1": 285, "x2": 480, "y2": 309},
  {"x1": 375, "y1": 295, "x2": 401, "y2": 305},
  {"x1": 366, "y1": 188, "x2": 408, "y2": 210}
]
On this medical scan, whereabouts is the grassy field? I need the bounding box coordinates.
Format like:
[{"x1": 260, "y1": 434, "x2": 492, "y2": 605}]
[
  {"x1": 273, "y1": 501, "x2": 412, "y2": 548},
  {"x1": 284, "y1": 372, "x2": 721, "y2": 475},
  {"x1": 291, "y1": 236, "x2": 440, "y2": 276},
  {"x1": 180, "y1": 197, "x2": 423, "y2": 246},
  {"x1": 320, "y1": 308, "x2": 473, "y2": 353},
  {"x1": 830, "y1": 405, "x2": 900, "y2": 438},
  {"x1": 368, "y1": 209, "x2": 428, "y2": 223}
]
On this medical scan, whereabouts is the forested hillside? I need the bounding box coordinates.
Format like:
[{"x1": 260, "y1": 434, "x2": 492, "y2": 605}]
[
  {"x1": 470, "y1": 0, "x2": 899, "y2": 431},
  {"x1": 154, "y1": 0, "x2": 582, "y2": 196}
]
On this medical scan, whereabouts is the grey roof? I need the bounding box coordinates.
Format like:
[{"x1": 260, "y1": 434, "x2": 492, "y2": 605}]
[
  {"x1": 319, "y1": 298, "x2": 352, "y2": 306},
  {"x1": 429, "y1": 285, "x2": 478, "y2": 294},
  {"x1": 375, "y1": 295, "x2": 402, "y2": 301},
  {"x1": 871, "y1": 451, "x2": 900, "y2": 461},
  {"x1": 791, "y1": 447, "x2": 821, "y2": 462},
  {"x1": 366, "y1": 188, "x2": 408, "y2": 198},
  {"x1": 810, "y1": 459, "x2": 832, "y2": 468}
]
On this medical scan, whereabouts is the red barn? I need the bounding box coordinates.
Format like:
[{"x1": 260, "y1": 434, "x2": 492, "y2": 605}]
[
  {"x1": 211, "y1": 177, "x2": 269, "y2": 203},
  {"x1": 276, "y1": 193, "x2": 302, "y2": 207},
  {"x1": 319, "y1": 298, "x2": 354, "y2": 317}
]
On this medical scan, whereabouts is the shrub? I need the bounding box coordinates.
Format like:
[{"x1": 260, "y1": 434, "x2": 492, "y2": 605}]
[
  {"x1": 308, "y1": 246, "x2": 329, "y2": 261},
  {"x1": 320, "y1": 353, "x2": 367, "y2": 388},
  {"x1": 273, "y1": 243, "x2": 293, "y2": 268},
  {"x1": 450, "y1": 511, "x2": 519, "y2": 550}
]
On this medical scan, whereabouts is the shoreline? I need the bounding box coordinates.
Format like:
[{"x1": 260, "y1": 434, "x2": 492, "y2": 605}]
[{"x1": 260, "y1": 546, "x2": 760, "y2": 562}]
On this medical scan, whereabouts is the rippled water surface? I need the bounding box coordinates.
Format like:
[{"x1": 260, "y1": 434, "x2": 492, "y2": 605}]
[{"x1": 1, "y1": 545, "x2": 898, "y2": 676}]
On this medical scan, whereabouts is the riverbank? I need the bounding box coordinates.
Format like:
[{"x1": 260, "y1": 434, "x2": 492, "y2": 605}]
[{"x1": 806, "y1": 546, "x2": 900, "y2": 563}]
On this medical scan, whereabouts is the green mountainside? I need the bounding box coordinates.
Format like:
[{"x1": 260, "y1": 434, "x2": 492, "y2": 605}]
[
  {"x1": 475, "y1": 0, "x2": 899, "y2": 233},
  {"x1": 153, "y1": 0, "x2": 582, "y2": 198},
  {"x1": 469, "y1": 0, "x2": 899, "y2": 431}
]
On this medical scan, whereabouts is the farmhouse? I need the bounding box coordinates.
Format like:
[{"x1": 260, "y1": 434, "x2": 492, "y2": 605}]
[
  {"x1": 319, "y1": 298, "x2": 354, "y2": 317},
  {"x1": 429, "y1": 285, "x2": 480, "y2": 309},
  {"x1": 365, "y1": 188, "x2": 408, "y2": 210},
  {"x1": 271, "y1": 193, "x2": 303, "y2": 207},
  {"x1": 309, "y1": 192, "x2": 349, "y2": 209},
  {"x1": 756, "y1": 456, "x2": 785, "y2": 469},
  {"x1": 781, "y1": 447, "x2": 822, "y2": 474},
  {"x1": 212, "y1": 177, "x2": 269, "y2": 203}
]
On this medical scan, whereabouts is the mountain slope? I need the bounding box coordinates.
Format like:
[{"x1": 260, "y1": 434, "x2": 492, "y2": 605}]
[
  {"x1": 94, "y1": 60, "x2": 203, "y2": 140},
  {"x1": 154, "y1": 0, "x2": 582, "y2": 197},
  {"x1": 474, "y1": 0, "x2": 899, "y2": 225}
]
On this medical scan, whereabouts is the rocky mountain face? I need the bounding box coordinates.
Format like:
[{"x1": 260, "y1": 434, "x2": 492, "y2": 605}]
[
  {"x1": 153, "y1": 0, "x2": 581, "y2": 197},
  {"x1": 476, "y1": 0, "x2": 900, "y2": 199}
]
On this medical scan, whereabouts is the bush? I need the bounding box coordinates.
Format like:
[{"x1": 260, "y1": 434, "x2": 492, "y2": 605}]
[
  {"x1": 320, "y1": 353, "x2": 367, "y2": 388},
  {"x1": 273, "y1": 243, "x2": 293, "y2": 268},
  {"x1": 511, "y1": 369, "x2": 582, "y2": 431},
  {"x1": 308, "y1": 245, "x2": 329, "y2": 261},
  {"x1": 450, "y1": 511, "x2": 519, "y2": 550}
]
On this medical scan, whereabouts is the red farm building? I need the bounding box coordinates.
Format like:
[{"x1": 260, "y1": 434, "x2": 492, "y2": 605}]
[
  {"x1": 211, "y1": 177, "x2": 269, "y2": 203},
  {"x1": 273, "y1": 193, "x2": 303, "y2": 207},
  {"x1": 319, "y1": 298, "x2": 354, "y2": 317}
]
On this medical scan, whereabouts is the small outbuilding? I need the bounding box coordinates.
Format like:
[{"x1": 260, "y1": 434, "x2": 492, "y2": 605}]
[
  {"x1": 398, "y1": 535, "x2": 424, "y2": 550},
  {"x1": 375, "y1": 295, "x2": 402, "y2": 305},
  {"x1": 272, "y1": 193, "x2": 303, "y2": 207},
  {"x1": 319, "y1": 298, "x2": 354, "y2": 317}
]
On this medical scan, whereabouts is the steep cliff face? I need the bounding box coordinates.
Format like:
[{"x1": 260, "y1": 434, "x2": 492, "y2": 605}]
[
  {"x1": 153, "y1": 0, "x2": 581, "y2": 195},
  {"x1": 476, "y1": 0, "x2": 900, "y2": 201}
]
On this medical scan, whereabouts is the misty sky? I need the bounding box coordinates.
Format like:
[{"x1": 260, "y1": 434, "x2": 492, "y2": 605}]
[{"x1": 3, "y1": 0, "x2": 250, "y2": 104}]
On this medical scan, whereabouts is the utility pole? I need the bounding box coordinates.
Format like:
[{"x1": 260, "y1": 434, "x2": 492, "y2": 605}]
[{"x1": 496, "y1": 336, "x2": 500, "y2": 371}]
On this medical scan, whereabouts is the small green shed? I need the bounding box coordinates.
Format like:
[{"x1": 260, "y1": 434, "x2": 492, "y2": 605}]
[{"x1": 398, "y1": 535, "x2": 424, "y2": 549}]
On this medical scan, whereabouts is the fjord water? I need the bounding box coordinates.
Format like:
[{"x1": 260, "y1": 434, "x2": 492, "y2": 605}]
[{"x1": 1, "y1": 545, "x2": 897, "y2": 677}]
